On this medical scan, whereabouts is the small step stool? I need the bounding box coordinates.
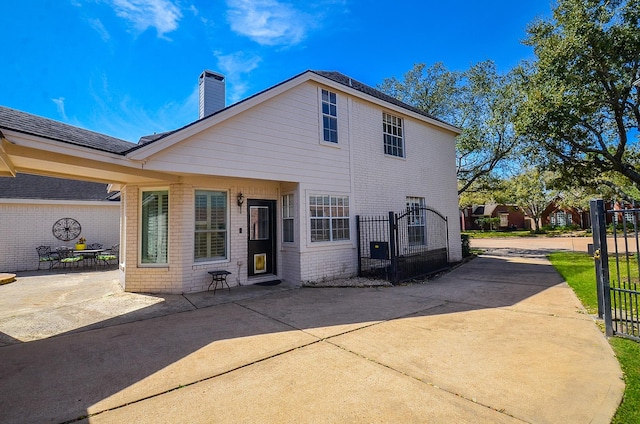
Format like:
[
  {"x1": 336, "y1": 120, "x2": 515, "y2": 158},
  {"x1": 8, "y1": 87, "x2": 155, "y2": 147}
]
[{"x1": 208, "y1": 270, "x2": 231, "y2": 294}]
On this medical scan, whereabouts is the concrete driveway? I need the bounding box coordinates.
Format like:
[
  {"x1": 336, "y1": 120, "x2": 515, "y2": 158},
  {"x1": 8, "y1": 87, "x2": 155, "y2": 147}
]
[{"x1": 0, "y1": 243, "x2": 624, "y2": 423}]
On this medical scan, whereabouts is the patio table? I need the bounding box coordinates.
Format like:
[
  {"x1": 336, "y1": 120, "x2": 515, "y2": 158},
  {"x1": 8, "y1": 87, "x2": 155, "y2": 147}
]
[{"x1": 73, "y1": 249, "x2": 106, "y2": 270}]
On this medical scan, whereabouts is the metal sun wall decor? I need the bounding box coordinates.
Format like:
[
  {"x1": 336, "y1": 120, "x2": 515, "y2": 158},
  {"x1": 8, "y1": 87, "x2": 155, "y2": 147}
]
[{"x1": 52, "y1": 217, "x2": 82, "y2": 241}]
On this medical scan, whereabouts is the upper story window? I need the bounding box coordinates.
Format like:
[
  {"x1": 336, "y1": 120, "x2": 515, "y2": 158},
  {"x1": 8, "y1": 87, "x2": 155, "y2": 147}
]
[
  {"x1": 141, "y1": 190, "x2": 168, "y2": 264},
  {"x1": 383, "y1": 112, "x2": 404, "y2": 157},
  {"x1": 322, "y1": 89, "x2": 338, "y2": 143},
  {"x1": 310, "y1": 195, "x2": 350, "y2": 242},
  {"x1": 194, "y1": 190, "x2": 227, "y2": 262}
]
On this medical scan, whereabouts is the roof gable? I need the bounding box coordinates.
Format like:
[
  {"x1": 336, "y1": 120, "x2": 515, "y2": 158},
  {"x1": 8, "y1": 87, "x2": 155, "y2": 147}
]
[{"x1": 128, "y1": 70, "x2": 460, "y2": 159}]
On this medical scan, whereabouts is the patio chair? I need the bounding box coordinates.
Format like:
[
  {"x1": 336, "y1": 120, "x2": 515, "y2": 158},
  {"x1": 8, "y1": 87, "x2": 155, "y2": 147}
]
[
  {"x1": 82, "y1": 243, "x2": 103, "y2": 266},
  {"x1": 97, "y1": 244, "x2": 119, "y2": 267},
  {"x1": 56, "y1": 247, "x2": 83, "y2": 268},
  {"x1": 36, "y1": 246, "x2": 58, "y2": 270}
]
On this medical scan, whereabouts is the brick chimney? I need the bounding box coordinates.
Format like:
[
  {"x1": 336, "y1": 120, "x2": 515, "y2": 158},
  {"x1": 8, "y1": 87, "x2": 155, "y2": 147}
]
[{"x1": 199, "y1": 70, "x2": 225, "y2": 119}]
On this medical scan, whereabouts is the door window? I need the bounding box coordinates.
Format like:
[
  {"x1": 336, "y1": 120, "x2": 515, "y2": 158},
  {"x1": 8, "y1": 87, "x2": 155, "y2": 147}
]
[{"x1": 250, "y1": 206, "x2": 270, "y2": 240}]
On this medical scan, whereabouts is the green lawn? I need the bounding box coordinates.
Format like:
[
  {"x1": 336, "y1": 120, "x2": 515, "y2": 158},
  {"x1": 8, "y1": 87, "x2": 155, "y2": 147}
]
[
  {"x1": 548, "y1": 252, "x2": 640, "y2": 423},
  {"x1": 462, "y1": 229, "x2": 591, "y2": 238},
  {"x1": 462, "y1": 230, "x2": 534, "y2": 238}
]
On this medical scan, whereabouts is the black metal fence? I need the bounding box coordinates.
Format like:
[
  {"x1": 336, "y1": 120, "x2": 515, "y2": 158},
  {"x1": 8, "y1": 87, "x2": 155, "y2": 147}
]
[
  {"x1": 356, "y1": 207, "x2": 450, "y2": 284},
  {"x1": 591, "y1": 199, "x2": 640, "y2": 341}
]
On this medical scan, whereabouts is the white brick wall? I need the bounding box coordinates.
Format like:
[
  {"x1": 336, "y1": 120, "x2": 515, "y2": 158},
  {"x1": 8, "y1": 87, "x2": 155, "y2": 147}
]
[
  {"x1": 121, "y1": 179, "x2": 282, "y2": 294},
  {"x1": 299, "y1": 245, "x2": 357, "y2": 282},
  {"x1": 292, "y1": 92, "x2": 462, "y2": 284},
  {"x1": 348, "y1": 99, "x2": 462, "y2": 261},
  {"x1": 0, "y1": 200, "x2": 120, "y2": 272}
]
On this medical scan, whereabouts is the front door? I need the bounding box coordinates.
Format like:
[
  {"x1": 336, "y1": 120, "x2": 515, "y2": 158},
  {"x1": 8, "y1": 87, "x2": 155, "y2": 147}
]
[{"x1": 247, "y1": 199, "x2": 276, "y2": 277}]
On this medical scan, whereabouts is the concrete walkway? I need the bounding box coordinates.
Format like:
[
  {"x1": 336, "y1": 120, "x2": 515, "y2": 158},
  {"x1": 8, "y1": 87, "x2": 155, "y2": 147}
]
[{"x1": 0, "y1": 251, "x2": 624, "y2": 423}]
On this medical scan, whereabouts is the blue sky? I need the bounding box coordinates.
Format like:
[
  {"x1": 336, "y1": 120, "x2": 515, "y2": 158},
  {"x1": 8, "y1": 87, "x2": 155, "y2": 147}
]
[{"x1": 1, "y1": 1, "x2": 552, "y2": 143}]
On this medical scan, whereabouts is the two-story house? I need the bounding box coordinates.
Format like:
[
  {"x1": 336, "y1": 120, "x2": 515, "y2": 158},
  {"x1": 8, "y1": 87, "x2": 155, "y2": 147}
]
[{"x1": 0, "y1": 70, "x2": 461, "y2": 293}]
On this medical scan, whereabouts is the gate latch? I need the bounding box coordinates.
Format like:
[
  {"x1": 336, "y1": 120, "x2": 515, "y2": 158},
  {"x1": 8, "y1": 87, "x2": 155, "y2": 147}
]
[{"x1": 593, "y1": 248, "x2": 601, "y2": 260}]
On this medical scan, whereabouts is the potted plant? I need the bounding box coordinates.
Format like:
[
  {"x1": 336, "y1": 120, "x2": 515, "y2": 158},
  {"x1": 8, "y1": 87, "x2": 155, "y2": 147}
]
[{"x1": 75, "y1": 237, "x2": 87, "y2": 250}]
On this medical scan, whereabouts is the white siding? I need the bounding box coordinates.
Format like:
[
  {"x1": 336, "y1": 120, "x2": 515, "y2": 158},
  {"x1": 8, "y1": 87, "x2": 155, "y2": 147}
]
[{"x1": 145, "y1": 83, "x2": 352, "y2": 192}]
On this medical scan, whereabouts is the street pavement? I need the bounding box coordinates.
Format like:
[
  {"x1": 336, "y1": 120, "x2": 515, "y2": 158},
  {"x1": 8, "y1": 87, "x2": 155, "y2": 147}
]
[{"x1": 0, "y1": 241, "x2": 624, "y2": 423}]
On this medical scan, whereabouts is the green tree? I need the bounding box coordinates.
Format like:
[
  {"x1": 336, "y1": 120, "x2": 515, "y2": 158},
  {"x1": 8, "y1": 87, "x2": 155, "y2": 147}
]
[
  {"x1": 518, "y1": 0, "x2": 640, "y2": 189},
  {"x1": 507, "y1": 168, "x2": 557, "y2": 232},
  {"x1": 379, "y1": 61, "x2": 524, "y2": 195},
  {"x1": 475, "y1": 216, "x2": 501, "y2": 231}
]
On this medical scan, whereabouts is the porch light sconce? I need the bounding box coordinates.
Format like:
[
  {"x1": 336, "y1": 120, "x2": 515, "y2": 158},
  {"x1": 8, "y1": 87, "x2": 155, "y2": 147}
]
[{"x1": 237, "y1": 192, "x2": 245, "y2": 207}]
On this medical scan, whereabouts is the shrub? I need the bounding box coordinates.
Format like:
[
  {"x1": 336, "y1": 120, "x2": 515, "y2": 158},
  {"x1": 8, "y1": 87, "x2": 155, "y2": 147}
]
[{"x1": 461, "y1": 234, "x2": 471, "y2": 257}]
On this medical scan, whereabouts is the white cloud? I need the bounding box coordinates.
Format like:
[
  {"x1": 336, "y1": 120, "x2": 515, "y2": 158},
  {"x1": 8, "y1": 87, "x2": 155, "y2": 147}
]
[
  {"x1": 226, "y1": 0, "x2": 313, "y2": 46},
  {"x1": 51, "y1": 98, "x2": 68, "y2": 120},
  {"x1": 88, "y1": 18, "x2": 111, "y2": 41},
  {"x1": 214, "y1": 51, "x2": 262, "y2": 103},
  {"x1": 215, "y1": 51, "x2": 262, "y2": 76},
  {"x1": 108, "y1": 0, "x2": 182, "y2": 38},
  {"x1": 85, "y1": 73, "x2": 200, "y2": 142}
]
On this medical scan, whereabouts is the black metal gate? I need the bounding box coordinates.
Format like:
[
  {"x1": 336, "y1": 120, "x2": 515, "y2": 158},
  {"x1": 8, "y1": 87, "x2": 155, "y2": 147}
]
[
  {"x1": 356, "y1": 207, "x2": 450, "y2": 284},
  {"x1": 591, "y1": 199, "x2": 640, "y2": 341}
]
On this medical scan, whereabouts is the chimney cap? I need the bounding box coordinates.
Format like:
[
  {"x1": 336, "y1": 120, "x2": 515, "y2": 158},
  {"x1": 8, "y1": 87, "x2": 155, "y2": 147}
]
[{"x1": 200, "y1": 70, "x2": 225, "y2": 82}]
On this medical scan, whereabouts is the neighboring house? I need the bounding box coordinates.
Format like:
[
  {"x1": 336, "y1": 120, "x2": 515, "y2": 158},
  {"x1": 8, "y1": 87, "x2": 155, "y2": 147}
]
[
  {"x1": 0, "y1": 69, "x2": 462, "y2": 293},
  {"x1": 0, "y1": 174, "x2": 120, "y2": 272},
  {"x1": 461, "y1": 204, "x2": 526, "y2": 231},
  {"x1": 541, "y1": 202, "x2": 590, "y2": 229}
]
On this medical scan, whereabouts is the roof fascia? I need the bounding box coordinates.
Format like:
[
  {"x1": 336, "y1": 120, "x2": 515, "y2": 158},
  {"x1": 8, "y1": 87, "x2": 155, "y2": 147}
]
[
  {"x1": 3, "y1": 129, "x2": 135, "y2": 166},
  {"x1": 127, "y1": 71, "x2": 316, "y2": 160},
  {"x1": 0, "y1": 198, "x2": 120, "y2": 206},
  {"x1": 3, "y1": 138, "x2": 179, "y2": 184}
]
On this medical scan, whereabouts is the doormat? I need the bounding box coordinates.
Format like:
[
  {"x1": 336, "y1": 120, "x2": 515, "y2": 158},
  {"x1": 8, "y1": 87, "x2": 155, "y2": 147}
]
[{"x1": 255, "y1": 280, "x2": 282, "y2": 286}]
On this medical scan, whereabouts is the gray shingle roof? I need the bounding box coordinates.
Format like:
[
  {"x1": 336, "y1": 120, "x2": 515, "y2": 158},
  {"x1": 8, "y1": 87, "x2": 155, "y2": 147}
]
[
  {"x1": 137, "y1": 130, "x2": 178, "y2": 145},
  {"x1": 0, "y1": 173, "x2": 118, "y2": 201},
  {"x1": 0, "y1": 106, "x2": 136, "y2": 154}
]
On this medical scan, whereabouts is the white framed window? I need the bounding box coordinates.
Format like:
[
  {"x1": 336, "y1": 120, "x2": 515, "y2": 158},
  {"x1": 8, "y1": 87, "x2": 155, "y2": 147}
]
[
  {"x1": 383, "y1": 112, "x2": 404, "y2": 157},
  {"x1": 310, "y1": 195, "x2": 350, "y2": 242},
  {"x1": 321, "y1": 89, "x2": 338, "y2": 143},
  {"x1": 194, "y1": 190, "x2": 228, "y2": 262},
  {"x1": 406, "y1": 197, "x2": 426, "y2": 245},
  {"x1": 141, "y1": 190, "x2": 168, "y2": 265},
  {"x1": 551, "y1": 211, "x2": 572, "y2": 227},
  {"x1": 500, "y1": 213, "x2": 509, "y2": 227},
  {"x1": 282, "y1": 194, "x2": 294, "y2": 243},
  {"x1": 624, "y1": 211, "x2": 635, "y2": 224}
]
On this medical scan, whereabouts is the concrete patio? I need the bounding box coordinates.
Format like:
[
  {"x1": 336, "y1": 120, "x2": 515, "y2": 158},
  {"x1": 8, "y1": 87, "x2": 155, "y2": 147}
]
[{"x1": 0, "y1": 248, "x2": 624, "y2": 423}]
